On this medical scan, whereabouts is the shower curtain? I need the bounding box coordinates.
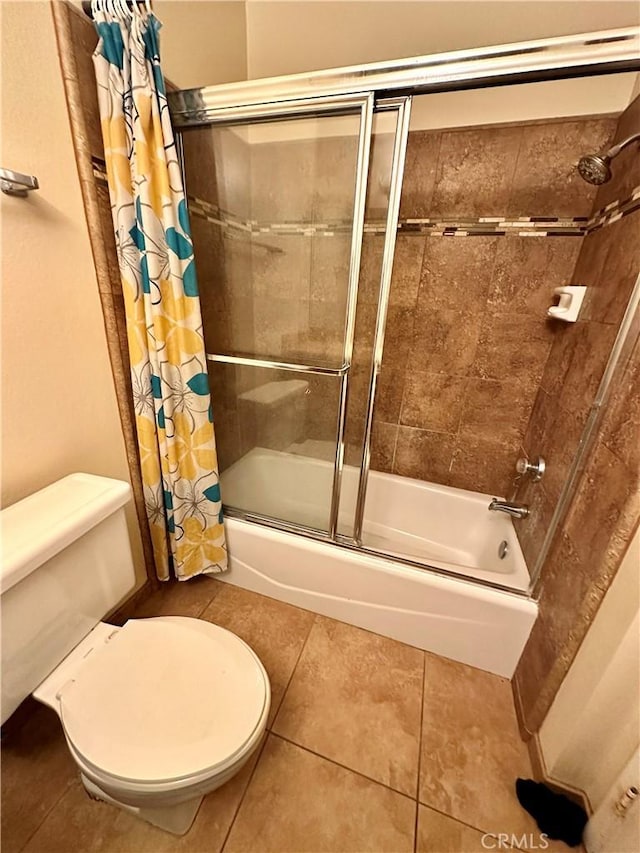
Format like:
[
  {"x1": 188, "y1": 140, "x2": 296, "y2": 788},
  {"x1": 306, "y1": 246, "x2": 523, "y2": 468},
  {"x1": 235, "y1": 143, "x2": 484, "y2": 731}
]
[{"x1": 92, "y1": 8, "x2": 226, "y2": 580}]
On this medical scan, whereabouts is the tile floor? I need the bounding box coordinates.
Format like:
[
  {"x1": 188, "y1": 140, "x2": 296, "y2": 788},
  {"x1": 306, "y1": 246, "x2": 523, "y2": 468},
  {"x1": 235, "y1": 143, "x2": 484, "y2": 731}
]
[{"x1": 2, "y1": 578, "x2": 569, "y2": 853}]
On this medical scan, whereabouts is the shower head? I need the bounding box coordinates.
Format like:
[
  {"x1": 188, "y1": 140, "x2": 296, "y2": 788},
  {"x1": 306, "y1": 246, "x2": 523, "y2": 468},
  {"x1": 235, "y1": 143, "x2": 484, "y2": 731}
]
[
  {"x1": 577, "y1": 154, "x2": 612, "y2": 185},
  {"x1": 577, "y1": 131, "x2": 640, "y2": 185}
]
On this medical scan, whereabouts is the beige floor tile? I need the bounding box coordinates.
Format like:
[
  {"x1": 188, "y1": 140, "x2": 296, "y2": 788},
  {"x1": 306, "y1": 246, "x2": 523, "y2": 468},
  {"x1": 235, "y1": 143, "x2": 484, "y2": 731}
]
[
  {"x1": 22, "y1": 742, "x2": 263, "y2": 853},
  {"x1": 1, "y1": 703, "x2": 77, "y2": 852},
  {"x1": 417, "y1": 804, "x2": 488, "y2": 852},
  {"x1": 273, "y1": 617, "x2": 424, "y2": 796},
  {"x1": 419, "y1": 654, "x2": 552, "y2": 844},
  {"x1": 225, "y1": 734, "x2": 415, "y2": 853},
  {"x1": 132, "y1": 576, "x2": 220, "y2": 619},
  {"x1": 200, "y1": 583, "x2": 315, "y2": 723}
]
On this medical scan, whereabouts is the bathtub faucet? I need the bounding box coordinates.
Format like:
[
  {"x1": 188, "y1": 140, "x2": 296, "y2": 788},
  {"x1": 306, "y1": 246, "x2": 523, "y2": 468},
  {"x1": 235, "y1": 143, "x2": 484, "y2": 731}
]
[{"x1": 488, "y1": 499, "x2": 529, "y2": 519}]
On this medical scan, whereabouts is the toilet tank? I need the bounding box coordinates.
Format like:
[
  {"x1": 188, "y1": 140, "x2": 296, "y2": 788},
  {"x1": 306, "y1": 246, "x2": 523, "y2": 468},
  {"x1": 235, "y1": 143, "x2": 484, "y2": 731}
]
[{"x1": 1, "y1": 473, "x2": 138, "y2": 724}]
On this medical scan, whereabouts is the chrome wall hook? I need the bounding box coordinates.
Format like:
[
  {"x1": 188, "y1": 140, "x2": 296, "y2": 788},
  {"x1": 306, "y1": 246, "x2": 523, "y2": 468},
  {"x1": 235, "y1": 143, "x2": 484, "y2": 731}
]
[{"x1": 1, "y1": 168, "x2": 39, "y2": 198}]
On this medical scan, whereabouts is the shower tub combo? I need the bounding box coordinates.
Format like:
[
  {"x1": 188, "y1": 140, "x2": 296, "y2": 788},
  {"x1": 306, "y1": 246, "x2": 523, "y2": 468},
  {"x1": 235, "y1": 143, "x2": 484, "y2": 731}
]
[
  {"x1": 221, "y1": 450, "x2": 535, "y2": 678},
  {"x1": 170, "y1": 29, "x2": 640, "y2": 678}
]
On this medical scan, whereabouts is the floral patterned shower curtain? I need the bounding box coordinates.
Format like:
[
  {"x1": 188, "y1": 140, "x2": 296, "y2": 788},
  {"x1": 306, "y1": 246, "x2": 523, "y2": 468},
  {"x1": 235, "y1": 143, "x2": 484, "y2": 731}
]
[{"x1": 92, "y1": 8, "x2": 226, "y2": 580}]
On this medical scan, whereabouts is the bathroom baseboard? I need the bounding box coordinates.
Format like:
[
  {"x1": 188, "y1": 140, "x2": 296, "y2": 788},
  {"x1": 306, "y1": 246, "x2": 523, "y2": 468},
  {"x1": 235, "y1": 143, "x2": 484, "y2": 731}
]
[
  {"x1": 107, "y1": 579, "x2": 155, "y2": 626},
  {"x1": 0, "y1": 696, "x2": 42, "y2": 740},
  {"x1": 527, "y1": 731, "x2": 593, "y2": 815}
]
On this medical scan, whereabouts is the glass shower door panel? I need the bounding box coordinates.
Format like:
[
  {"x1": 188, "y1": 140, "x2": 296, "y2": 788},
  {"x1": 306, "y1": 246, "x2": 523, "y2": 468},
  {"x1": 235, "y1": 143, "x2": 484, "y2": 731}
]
[
  {"x1": 182, "y1": 96, "x2": 372, "y2": 535},
  {"x1": 208, "y1": 362, "x2": 341, "y2": 531},
  {"x1": 183, "y1": 113, "x2": 364, "y2": 369}
]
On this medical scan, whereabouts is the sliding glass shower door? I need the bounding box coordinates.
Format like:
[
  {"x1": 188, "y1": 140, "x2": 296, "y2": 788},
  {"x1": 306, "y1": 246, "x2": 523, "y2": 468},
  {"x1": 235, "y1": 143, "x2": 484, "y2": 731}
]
[
  {"x1": 180, "y1": 94, "x2": 409, "y2": 540},
  {"x1": 180, "y1": 96, "x2": 364, "y2": 534}
]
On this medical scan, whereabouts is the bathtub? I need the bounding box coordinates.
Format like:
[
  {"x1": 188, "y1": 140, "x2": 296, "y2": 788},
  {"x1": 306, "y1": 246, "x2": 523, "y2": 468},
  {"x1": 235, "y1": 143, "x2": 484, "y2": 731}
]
[{"x1": 219, "y1": 448, "x2": 538, "y2": 678}]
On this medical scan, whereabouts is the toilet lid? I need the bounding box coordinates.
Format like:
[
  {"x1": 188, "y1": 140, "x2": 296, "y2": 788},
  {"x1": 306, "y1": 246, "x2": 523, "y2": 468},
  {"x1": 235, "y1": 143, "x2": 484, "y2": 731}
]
[{"x1": 58, "y1": 617, "x2": 268, "y2": 784}]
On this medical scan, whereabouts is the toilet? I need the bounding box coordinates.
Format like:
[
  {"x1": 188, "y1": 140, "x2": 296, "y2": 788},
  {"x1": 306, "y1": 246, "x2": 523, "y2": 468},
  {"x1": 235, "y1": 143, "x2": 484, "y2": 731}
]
[{"x1": 0, "y1": 473, "x2": 270, "y2": 835}]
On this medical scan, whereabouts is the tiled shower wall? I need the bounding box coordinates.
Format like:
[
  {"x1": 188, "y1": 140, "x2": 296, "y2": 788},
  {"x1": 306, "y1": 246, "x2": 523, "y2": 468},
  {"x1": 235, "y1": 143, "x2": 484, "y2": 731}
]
[
  {"x1": 368, "y1": 115, "x2": 616, "y2": 495},
  {"x1": 513, "y1": 94, "x2": 640, "y2": 733},
  {"x1": 515, "y1": 95, "x2": 640, "y2": 571}
]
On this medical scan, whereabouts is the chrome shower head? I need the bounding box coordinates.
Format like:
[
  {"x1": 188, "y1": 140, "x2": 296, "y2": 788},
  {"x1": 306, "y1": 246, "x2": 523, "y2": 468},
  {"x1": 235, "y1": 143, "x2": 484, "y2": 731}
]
[
  {"x1": 577, "y1": 131, "x2": 640, "y2": 185},
  {"x1": 577, "y1": 154, "x2": 612, "y2": 185}
]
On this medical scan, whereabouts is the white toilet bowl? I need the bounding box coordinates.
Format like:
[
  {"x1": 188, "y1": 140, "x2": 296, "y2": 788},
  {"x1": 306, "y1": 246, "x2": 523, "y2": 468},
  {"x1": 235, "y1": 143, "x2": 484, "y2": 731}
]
[
  {"x1": 33, "y1": 615, "x2": 270, "y2": 835},
  {"x1": 0, "y1": 475, "x2": 270, "y2": 835}
]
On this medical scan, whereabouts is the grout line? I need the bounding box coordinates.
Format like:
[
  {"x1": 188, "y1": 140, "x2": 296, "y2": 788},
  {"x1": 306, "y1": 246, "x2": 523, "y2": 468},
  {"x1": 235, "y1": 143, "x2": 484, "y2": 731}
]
[
  {"x1": 195, "y1": 578, "x2": 224, "y2": 618},
  {"x1": 269, "y1": 614, "x2": 318, "y2": 727},
  {"x1": 223, "y1": 729, "x2": 516, "y2": 852},
  {"x1": 270, "y1": 731, "x2": 417, "y2": 803},
  {"x1": 417, "y1": 796, "x2": 532, "y2": 842},
  {"x1": 220, "y1": 735, "x2": 270, "y2": 853},
  {"x1": 390, "y1": 422, "x2": 400, "y2": 474},
  {"x1": 413, "y1": 653, "x2": 427, "y2": 853},
  {"x1": 17, "y1": 777, "x2": 78, "y2": 853},
  {"x1": 423, "y1": 131, "x2": 444, "y2": 216},
  {"x1": 503, "y1": 124, "x2": 526, "y2": 216}
]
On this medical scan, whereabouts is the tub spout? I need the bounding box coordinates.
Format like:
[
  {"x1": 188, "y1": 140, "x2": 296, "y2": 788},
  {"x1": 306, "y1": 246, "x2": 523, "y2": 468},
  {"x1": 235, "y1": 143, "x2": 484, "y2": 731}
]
[{"x1": 488, "y1": 499, "x2": 529, "y2": 519}]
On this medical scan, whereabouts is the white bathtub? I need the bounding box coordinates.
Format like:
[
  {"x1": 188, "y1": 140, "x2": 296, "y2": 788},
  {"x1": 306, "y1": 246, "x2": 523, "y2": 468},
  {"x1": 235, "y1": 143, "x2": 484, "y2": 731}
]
[{"x1": 219, "y1": 448, "x2": 538, "y2": 678}]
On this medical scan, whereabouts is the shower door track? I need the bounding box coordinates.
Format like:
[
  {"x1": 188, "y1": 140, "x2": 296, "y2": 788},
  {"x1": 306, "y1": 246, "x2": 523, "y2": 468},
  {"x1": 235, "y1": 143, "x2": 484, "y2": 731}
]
[
  {"x1": 221, "y1": 504, "x2": 531, "y2": 599},
  {"x1": 168, "y1": 28, "x2": 639, "y2": 127}
]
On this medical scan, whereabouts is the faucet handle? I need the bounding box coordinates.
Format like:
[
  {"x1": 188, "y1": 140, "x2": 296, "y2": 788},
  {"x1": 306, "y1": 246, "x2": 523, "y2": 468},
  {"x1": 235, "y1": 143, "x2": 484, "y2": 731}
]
[{"x1": 516, "y1": 456, "x2": 545, "y2": 482}]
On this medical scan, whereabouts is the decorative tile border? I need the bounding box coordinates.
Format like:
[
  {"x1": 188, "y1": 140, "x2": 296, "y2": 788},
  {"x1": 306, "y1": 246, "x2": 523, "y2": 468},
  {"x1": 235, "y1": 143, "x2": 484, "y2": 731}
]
[
  {"x1": 91, "y1": 159, "x2": 639, "y2": 240},
  {"x1": 586, "y1": 185, "x2": 640, "y2": 233},
  {"x1": 396, "y1": 216, "x2": 587, "y2": 238},
  {"x1": 185, "y1": 188, "x2": 640, "y2": 239}
]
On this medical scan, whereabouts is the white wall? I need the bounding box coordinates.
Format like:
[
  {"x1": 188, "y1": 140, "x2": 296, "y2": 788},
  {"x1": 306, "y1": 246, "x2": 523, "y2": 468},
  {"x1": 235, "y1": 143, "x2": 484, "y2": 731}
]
[
  {"x1": 155, "y1": 0, "x2": 639, "y2": 91},
  {"x1": 157, "y1": 1, "x2": 638, "y2": 131},
  {"x1": 245, "y1": 1, "x2": 640, "y2": 79},
  {"x1": 407, "y1": 74, "x2": 637, "y2": 131},
  {"x1": 0, "y1": 1, "x2": 146, "y2": 588},
  {"x1": 585, "y1": 749, "x2": 640, "y2": 853},
  {"x1": 154, "y1": 0, "x2": 247, "y2": 88},
  {"x1": 539, "y1": 528, "x2": 640, "y2": 811}
]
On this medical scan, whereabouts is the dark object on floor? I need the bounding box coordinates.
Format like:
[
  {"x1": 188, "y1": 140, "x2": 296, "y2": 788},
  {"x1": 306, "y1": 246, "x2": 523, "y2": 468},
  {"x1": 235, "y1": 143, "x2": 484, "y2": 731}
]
[{"x1": 516, "y1": 778, "x2": 588, "y2": 847}]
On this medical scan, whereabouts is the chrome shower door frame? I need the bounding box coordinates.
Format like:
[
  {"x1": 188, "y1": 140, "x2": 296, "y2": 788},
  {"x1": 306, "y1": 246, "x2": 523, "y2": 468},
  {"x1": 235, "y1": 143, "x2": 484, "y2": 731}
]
[
  {"x1": 179, "y1": 92, "x2": 375, "y2": 539},
  {"x1": 350, "y1": 96, "x2": 412, "y2": 546},
  {"x1": 169, "y1": 28, "x2": 639, "y2": 125}
]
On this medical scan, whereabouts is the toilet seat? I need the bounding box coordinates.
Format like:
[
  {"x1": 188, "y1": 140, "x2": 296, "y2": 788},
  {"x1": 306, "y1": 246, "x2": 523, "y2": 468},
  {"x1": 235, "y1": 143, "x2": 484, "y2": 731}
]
[{"x1": 57, "y1": 616, "x2": 269, "y2": 788}]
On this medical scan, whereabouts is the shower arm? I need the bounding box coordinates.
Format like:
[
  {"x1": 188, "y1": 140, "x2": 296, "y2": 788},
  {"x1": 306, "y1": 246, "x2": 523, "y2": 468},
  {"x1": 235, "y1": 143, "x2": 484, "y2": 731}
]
[{"x1": 604, "y1": 131, "x2": 640, "y2": 161}]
